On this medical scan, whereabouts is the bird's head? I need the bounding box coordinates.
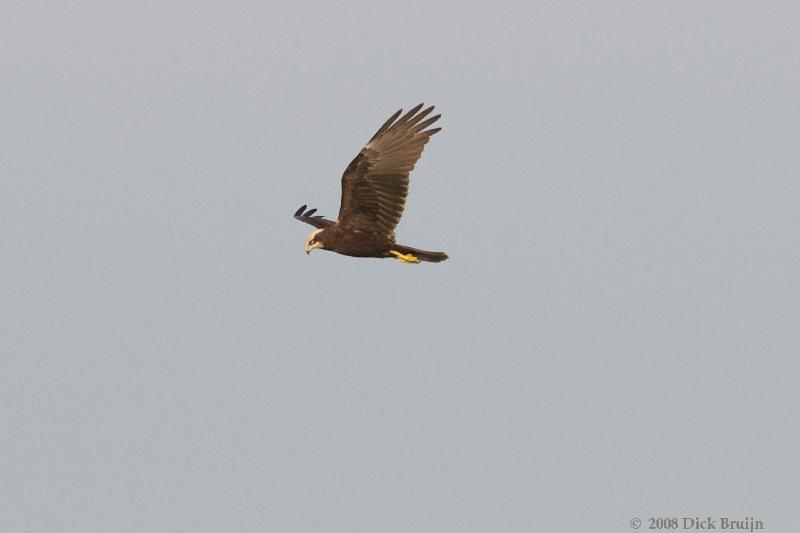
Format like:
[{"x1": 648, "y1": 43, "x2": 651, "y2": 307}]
[{"x1": 305, "y1": 229, "x2": 324, "y2": 255}]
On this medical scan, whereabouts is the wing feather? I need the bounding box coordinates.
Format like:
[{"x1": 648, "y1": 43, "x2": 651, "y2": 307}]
[
  {"x1": 293, "y1": 204, "x2": 334, "y2": 229},
  {"x1": 337, "y1": 104, "x2": 441, "y2": 235}
]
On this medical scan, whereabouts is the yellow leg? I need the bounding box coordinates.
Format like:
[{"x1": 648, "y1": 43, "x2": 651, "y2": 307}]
[{"x1": 389, "y1": 250, "x2": 421, "y2": 263}]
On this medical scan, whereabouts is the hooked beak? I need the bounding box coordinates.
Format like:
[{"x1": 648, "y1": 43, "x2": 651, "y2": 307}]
[{"x1": 305, "y1": 241, "x2": 323, "y2": 255}]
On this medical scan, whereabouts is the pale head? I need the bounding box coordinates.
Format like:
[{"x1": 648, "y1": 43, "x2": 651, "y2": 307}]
[{"x1": 305, "y1": 229, "x2": 324, "y2": 254}]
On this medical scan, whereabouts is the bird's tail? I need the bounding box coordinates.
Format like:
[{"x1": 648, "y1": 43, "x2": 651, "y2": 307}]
[{"x1": 391, "y1": 244, "x2": 449, "y2": 263}]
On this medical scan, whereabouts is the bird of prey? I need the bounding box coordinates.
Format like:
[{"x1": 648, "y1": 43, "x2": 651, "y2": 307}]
[{"x1": 294, "y1": 103, "x2": 448, "y2": 264}]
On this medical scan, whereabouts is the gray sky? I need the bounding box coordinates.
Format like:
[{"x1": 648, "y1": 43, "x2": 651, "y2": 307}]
[{"x1": 2, "y1": 1, "x2": 799, "y2": 532}]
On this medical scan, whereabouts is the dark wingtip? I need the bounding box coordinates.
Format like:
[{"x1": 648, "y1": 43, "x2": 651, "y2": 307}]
[
  {"x1": 294, "y1": 205, "x2": 307, "y2": 217},
  {"x1": 395, "y1": 103, "x2": 425, "y2": 127},
  {"x1": 305, "y1": 208, "x2": 317, "y2": 216}
]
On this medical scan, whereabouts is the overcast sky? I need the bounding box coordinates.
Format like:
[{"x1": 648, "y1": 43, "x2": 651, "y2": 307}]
[{"x1": 2, "y1": 1, "x2": 799, "y2": 532}]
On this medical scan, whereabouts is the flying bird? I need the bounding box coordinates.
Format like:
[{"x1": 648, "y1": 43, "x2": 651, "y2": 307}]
[{"x1": 294, "y1": 103, "x2": 448, "y2": 264}]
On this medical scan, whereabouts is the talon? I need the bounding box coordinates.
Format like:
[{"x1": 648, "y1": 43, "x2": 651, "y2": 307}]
[{"x1": 390, "y1": 250, "x2": 421, "y2": 263}]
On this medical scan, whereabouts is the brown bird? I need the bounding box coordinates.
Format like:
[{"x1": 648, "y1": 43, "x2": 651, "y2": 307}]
[{"x1": 294, "y1": 103, "x2": 448, "y2": 263}]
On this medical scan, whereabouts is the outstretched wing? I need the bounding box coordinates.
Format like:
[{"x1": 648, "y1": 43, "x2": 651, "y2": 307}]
[
  {"x1": 337, "y1": 103, "x2": 441, "y2": 235},
  {"x1": 293, "y1": 204, "x2": 334, "y2": 229}
]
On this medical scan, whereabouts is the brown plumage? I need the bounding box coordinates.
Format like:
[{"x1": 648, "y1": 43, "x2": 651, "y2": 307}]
[{"x1": 294, "y1": 103, "x2": 448, "y2": 264}]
